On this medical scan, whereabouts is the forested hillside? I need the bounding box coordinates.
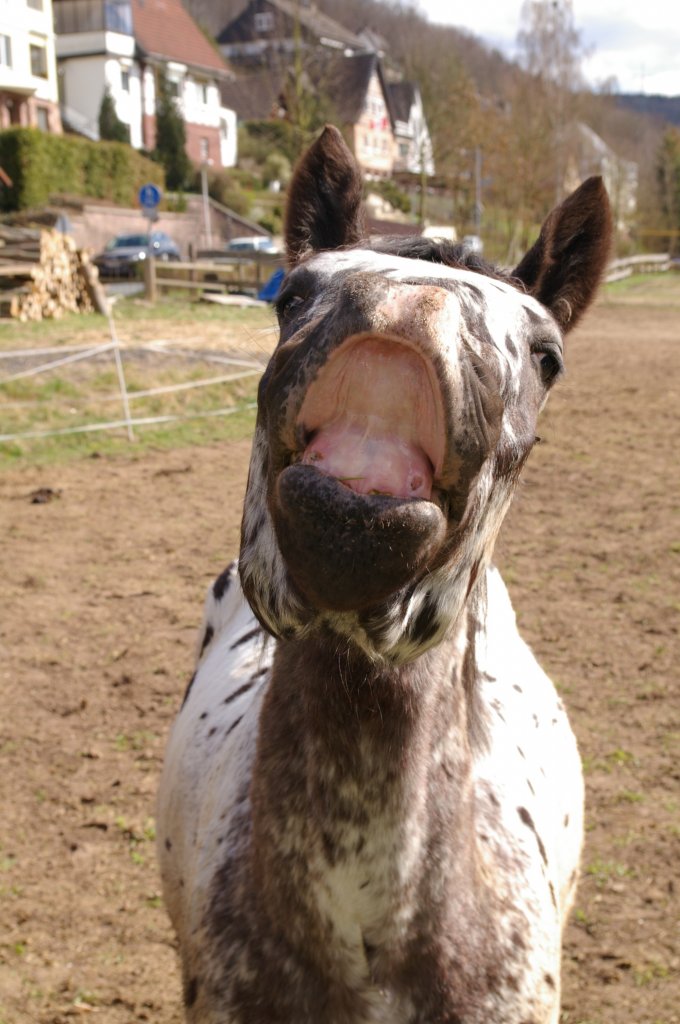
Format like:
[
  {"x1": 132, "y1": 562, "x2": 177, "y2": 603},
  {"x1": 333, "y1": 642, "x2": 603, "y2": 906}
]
[{"x1": 185, "y1": 0, "x2": 680, "y2": 256}]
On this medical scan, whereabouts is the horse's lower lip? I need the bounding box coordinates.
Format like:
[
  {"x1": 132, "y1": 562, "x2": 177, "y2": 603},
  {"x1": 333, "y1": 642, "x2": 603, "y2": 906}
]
[{"x1": 272, "y1": 465, "x2": 446, "y2": 612}]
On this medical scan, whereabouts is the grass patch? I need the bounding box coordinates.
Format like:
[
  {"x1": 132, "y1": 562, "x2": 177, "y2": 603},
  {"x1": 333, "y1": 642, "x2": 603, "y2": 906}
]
[
  {"x1": 585, "y1": 858, "x2": 636, "y2": 887},
  {"x1": 603, "y1": 271, "x2": 680, "y2": 305},
  {"x1": 632, "y1": 961, "x2": 671, "y2": 987},
  {"x1": 0, "y1": 380, "x2": 259, "y2": 468},
  {"x1": 0, "y1": 297, "x2": 270, "y2": 466},
  {"x1": 615, "y1": 789, "x2": 645, "y2": 804},
  {"x1": 0, "y1": 294, "x2": 274, "y2": 348}
]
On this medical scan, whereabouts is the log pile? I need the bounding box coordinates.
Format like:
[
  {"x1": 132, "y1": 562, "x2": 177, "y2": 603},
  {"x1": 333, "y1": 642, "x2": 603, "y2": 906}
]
[{"x1": 0, "y1": 225, "x2": 108, "y2": 321}]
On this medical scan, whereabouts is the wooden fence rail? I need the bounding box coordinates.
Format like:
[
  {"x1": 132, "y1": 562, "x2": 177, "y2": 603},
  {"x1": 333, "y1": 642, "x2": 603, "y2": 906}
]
[
  {"x1": 141, "y1": 251, "x2": 674, "y2": 301},
  {"x1": 143, "y1": 252, "x2": 283, "y2": 302},
  {"x1": 605, "y1": 253, "x2": 672, "y2": 283}
]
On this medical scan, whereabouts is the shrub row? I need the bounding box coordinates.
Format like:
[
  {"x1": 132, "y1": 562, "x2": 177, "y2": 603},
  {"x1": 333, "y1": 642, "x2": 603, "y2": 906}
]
[{"x1": 0, "y1": 128, "x2": 164, "y2": 212}]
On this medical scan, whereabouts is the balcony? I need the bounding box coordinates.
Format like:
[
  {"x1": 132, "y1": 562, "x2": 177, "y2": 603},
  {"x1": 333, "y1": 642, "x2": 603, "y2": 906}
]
[{"x1": 53, "y1": 0, "x2": 133, "y2": 35}]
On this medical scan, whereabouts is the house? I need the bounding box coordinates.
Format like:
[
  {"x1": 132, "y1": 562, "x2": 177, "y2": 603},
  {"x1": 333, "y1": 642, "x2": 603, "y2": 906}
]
[
  {"x1": 386, "y1": 80, "x2": 434, "y2": 177},
  {"x1": 223, "y1": 52, "x2": 395, "y2": 178},
  {"x1": 328, "y1": 53, "x2": 393, "y2": 178},
  {"x1": 222, "y1": 51, "x2": 436, "y2": 183},
  {"x1": 216, "y1": 3, "x2": 435, "y2": 182},
  {"x1": 217, "y1": 0, "x2": 368, "y2": 69},
  {"x1": 220, "y1": 67, "x2": 287, "y2": 122},
  {"x1": 0, "y1": 0, "x2": 62, "y2": 133},
  {"x1": 564, "y1": 122, "x2": 637, "y2": 232},
  {"x1": 53, "y1": 0, "x2": 237, "y2": 168}
]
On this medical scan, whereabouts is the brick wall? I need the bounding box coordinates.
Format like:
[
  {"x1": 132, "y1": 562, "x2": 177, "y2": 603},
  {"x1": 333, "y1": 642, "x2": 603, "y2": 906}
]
[
  {"x1": 184, "y1": 122, "x2": 222, "y2": 168},
  {"x1": 141, "y1": 114, "x2": 224, "y2": 169}
]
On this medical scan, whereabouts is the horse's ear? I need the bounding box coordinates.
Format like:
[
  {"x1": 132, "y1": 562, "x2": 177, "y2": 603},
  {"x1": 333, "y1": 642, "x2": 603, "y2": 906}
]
[
  {"x1": 512, "y1": 177, "x2": 612, "y2": 333},
  {"x1": 284, "y1": 125, "x2": 366, "y2": 267}
]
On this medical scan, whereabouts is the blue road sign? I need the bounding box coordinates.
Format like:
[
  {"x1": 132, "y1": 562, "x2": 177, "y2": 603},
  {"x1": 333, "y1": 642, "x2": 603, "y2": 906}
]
[{"x1": 138, "y1": 183, "x2": 162, "y2": 210}]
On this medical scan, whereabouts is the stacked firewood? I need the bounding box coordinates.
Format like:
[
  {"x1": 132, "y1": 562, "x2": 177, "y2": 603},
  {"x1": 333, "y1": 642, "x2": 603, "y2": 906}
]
[{"x1": 0, "y1": 225, "x2": 107, "y2": 321}]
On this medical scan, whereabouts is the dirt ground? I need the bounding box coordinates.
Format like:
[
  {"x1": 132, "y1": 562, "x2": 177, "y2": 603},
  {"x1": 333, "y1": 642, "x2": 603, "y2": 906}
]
[{"x1": 1, "y1": 290, "x2": 678, "y2": 1023}]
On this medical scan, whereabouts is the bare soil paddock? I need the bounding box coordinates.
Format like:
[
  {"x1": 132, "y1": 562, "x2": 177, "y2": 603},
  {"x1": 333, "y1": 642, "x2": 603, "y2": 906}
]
[{"x1": 1, "y1": 286, "x2": 678, "y2": 1023}]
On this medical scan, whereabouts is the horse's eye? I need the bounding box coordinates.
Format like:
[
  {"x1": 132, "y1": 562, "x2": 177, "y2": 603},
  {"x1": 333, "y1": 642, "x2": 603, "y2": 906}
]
[
  {"x1": 531, "y1": 346, "x2": 564, "y2": 386},
  {"x1": 277, "y1": 293, "x2": 306, "y2": 324}
]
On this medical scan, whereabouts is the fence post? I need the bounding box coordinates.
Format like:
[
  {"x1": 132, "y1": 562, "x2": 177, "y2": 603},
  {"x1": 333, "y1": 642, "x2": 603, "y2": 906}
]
[
  {"x1": 144, "y1": 255, "x2": 157, "y2": 302},
  {"x1": 105, "y1": 308, "x2": 135, "y2": 442}
]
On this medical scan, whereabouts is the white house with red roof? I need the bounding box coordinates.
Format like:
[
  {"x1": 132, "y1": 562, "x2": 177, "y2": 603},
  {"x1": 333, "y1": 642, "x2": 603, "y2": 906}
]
[
  {"x1": 0, "y1": 0, "x2": 62, "y2": 134},
  {"x1": 54, "y1": 0, "x2": 237, "y2": 168}
]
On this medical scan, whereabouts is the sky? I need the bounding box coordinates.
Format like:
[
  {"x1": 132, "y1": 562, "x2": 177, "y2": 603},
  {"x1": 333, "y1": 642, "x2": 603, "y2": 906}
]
[{"x1": 404, "y1": 0, "x2": 680, "y2": 97}]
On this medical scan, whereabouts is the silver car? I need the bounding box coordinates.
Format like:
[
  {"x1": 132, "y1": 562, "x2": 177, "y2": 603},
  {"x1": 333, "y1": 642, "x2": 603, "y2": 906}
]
[{"x1": 94, "y1": 231, "x2": 181, "y2": 278}]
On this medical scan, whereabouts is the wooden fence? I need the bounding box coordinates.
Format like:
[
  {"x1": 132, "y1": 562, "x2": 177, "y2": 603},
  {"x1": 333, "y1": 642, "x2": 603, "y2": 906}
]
[
  {"x1": 605, "y1": 253, "x2": 673, "y2": 283},
  {"x1": 141, "y1": 251, "x2": 673, "y2": 301},
  {"x1": 143, "y1": 252, "x2": 283, "y2": 302}
]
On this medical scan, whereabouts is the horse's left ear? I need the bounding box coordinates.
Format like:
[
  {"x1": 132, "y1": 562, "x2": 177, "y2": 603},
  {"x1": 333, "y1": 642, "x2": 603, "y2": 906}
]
[
  {"x1": 512, "y1": 177, "x2": 613, "y2": 333},
  {"x1": 284, "y1": 125, "x2": 366, "y2": 267}
]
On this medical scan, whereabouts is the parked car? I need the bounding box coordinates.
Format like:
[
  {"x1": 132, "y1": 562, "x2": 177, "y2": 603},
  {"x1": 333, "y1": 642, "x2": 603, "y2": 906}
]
[
  {"x1": 224, "y1": 235, "x2": 279, "y2": 255},
  {"x1": 94, "y1": 231, "x2": 181, "y2": 278}
]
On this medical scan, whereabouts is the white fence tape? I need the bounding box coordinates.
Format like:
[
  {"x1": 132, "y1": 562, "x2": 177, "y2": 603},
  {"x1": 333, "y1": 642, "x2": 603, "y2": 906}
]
[
  {"x1": 0, "y1": 402, "x2": 257, "y2": 443},
  {"x1": 1, "y1": 369, "x2": 260, "y2": 409},
  {"x1": 0, "y1": 305, "x2": 264, "y2": 444},
  {"x1": 0, "y1": 343, "x2": 104, "y2": 359},
  {"x1": 2, "y1": 342, "x2": 115, "y2": 383}
]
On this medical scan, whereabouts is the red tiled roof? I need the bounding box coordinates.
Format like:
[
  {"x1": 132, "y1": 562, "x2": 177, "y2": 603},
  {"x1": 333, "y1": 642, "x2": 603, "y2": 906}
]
[{"x1": 131, "y1": 0, "x2": 230, "y2": 77}]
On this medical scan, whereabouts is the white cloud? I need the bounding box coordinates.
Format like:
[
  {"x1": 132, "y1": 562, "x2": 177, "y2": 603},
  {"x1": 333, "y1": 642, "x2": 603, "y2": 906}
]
[{"x1": 405, "y1": 0, "x2": 680, "y2": 95}]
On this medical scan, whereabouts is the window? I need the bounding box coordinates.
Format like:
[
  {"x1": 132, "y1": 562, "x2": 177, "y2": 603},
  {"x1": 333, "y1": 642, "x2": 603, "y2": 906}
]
[
  {"x1": 167, "y1": 78, "x2": 180, "y2": 99},
  {"x1": 36, "y1": 106, "x2": 49, "y2": 131},
  {"x1": 0, "y1": 34, "x2": 11, "y2": 68},
  {"x1": 30, "y1": 43, "x2": 48, "y2": 78},
  {"x1": 254, "y1": 11, "x2": 274, "y2": 33},
  {"x1": 198, "y1": 81, "x2": 209, "y2": 104},
  {"x1": 121, "y1": 68, "x2": 130, "y2": 92},
  {"x1": 219, "y1": 118, "x2": 229, "y2": 141},
  {"x1": 27, "y1": 0, "x2": 44, "y2": 9}
]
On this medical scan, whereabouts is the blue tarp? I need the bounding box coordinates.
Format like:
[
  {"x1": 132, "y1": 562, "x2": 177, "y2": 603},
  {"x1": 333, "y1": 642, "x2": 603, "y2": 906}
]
[{"x1": 258, "y1": 267, "x2": 285, "y2": 302}]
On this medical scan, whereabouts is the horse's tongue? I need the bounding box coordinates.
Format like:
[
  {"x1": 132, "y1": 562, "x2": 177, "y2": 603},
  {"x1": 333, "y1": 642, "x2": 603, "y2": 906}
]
[{"x1": 301, "y1": 416, "x2": 433, "y2": 499}]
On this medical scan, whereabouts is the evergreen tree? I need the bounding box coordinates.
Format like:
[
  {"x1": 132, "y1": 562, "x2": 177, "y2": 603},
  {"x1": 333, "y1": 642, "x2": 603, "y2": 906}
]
[
  {"x1": 153, "y1": 70, "x2": 192, "y2": 190},
  {"x1": 98, "y1": 86, "x2": 129, "y2": 143}
]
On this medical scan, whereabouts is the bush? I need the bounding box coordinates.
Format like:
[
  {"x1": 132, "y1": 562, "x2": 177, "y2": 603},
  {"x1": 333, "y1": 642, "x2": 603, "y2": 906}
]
[
  {"x1": 189, "y1": 167, "x2": 251, "y2": 217},
  {"x1": 257, "y1": 205, "x2": 283, "y2": 235},
  {"x1": 239, "y1": 121, "x2": 299, "y2": 165},
  {"x1": 373, "y1": 179, "x2": 412, "y2": 215},
  {"x1": 98, "y1": 86, "x2": 129, "y2": 144},
  {"x1": 0, "y1": 128, "x2": 163, "y2": 211},
  {"x1": 218, "y1": 188, "x2": 251, "y2": 218},
  {"x1": 263, "y1": 151, "x2": 291, "y2": 188}
]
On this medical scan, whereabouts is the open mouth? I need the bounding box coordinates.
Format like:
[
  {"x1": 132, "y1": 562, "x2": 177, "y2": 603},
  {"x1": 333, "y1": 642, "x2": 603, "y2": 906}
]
[
  {"x1": 295, "y1": 334, "x2": 445, "y2": 502},
  {"x1": 270, "y1": 334, "x2": 449, "y2": 613}
]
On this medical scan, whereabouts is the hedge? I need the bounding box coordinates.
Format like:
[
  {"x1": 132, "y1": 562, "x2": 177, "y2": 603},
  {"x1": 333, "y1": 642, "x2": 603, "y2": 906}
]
[{"x1": 0, "y1": 128, "x2": 164, "y2": 212}]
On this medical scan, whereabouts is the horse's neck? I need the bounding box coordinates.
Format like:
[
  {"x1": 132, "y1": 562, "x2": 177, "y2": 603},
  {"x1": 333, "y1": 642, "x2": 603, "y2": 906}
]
[{"x1": 249, "y1": 605, "x2": 484, "y2": 946}]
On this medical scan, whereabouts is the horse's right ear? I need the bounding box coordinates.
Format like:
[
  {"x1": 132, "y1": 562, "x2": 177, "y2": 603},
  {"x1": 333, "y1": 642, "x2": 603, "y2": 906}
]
[{"x1": 284, "y1": 125, "x2": 366, "y2": 267}]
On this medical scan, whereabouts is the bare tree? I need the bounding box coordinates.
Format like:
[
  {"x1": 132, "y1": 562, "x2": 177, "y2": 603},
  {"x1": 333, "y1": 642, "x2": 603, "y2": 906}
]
[{"x1": 516, "y1": 0, "x2": 588, "y2": 203}]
